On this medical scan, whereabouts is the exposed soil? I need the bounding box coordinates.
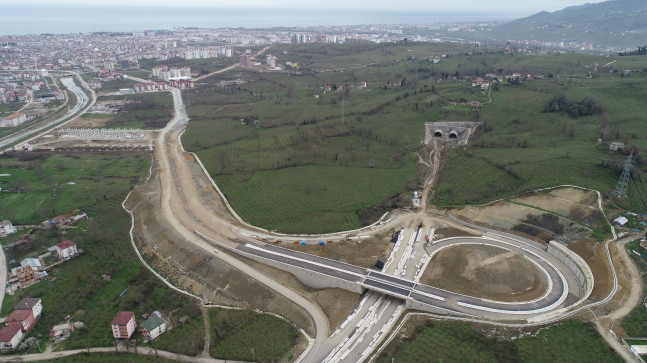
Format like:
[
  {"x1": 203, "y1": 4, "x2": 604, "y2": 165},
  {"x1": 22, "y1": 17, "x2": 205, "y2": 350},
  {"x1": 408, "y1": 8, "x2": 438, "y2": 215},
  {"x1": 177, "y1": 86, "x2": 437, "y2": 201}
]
[
  {"x1": 238, "y1": 254, "x2": 361, "y2": 334},
  {"x1": 570, "y1": 239, "x2": 614, "y2": 300},
  {"x1": 434, "y1": 227, "x2": 478, "y2": 239},
  {"x1": 420, "y1": 245, "x2": 548, "y2": 302},
  {"x1": 64, "y1": 116, "x2": 114, "y2": 128},
  {"x1": 455, "y1": 187, "x2": 601, "y2": 245},
  {"x1": 280, "y1": 235, "x2": 393, "y2": 269},
  {"x1": 125, "y1": 168, "x2": 316, "y2": 337}
]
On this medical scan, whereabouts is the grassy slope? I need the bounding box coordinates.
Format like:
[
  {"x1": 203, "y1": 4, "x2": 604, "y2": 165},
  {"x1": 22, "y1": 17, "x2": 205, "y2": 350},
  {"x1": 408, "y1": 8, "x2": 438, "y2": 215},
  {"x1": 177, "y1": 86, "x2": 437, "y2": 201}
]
[
  {"x1": 433, "y1": 57, "x2": 647, "y2": 211},
  {"x1": 0, "y1": 152, "x2": 298, "y2": 358},
  {"x1": 377, "y1": 320, "x2": 622, "y2": 363},
  {"x1": 209, "y1": 309, "x2": 300, "y2": 362},
  {"x1": 621, "y1": 240, "x2": 647, "y2": 337},
  {"x1": 184, "y1": 44, "x2": 647, "y2": 232}
]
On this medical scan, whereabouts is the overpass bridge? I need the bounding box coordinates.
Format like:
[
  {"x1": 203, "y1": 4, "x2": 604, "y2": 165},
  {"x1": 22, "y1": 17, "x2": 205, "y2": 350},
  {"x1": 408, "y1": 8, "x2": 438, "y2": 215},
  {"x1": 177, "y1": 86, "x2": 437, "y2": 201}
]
[{"x1": 197, "y1": 231, "x2": 586, "y2": 322}]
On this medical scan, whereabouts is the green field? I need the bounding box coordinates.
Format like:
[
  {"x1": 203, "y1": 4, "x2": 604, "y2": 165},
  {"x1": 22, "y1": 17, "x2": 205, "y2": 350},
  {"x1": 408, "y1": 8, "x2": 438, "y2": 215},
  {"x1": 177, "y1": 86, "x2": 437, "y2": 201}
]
[
  {"x1": 0, "y1": 102, "x2": 25, "y2": 115},
  {"x1": 621, "y1": 239, "x2": 647, "y2": 337},
  {"x1": 51, "y1": 352, "x2": 177, "y2": 362},
  {"x1": 0, "y1": 152, "x2": 298, "y2": 358},
  {"x1": 209, "y1": 309, "x2": 300, "y2": 361},
  {"x1": 0, "y1": 153, "x2": 149, "y2": 224},
  {"x1": 377, "y1": 320, "x2": 621, "y2": 363},
  {"x1": 99, "y1": 78, "x2": 138, "y2": 92},
  {"x1": 94, "y1": 92, "x2": 174, "y2": 129},
  {"x1": 138, "y1": 56, "x2": 239, "y2": 76},
  {"x1": 0, "y1": 152, "x2": 201, "y2": 352},
  {"x1": 182, "y1": 43, "x2": 647, "y2": 232}
]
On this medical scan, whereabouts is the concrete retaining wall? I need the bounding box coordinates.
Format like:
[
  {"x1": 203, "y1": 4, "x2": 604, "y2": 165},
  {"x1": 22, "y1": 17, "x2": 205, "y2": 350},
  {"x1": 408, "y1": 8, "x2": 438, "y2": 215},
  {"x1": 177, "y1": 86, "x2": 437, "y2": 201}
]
[
  {"x1": 547, "y1": 240, "x2": 594, "y2": 301},
  {"x1": 235, "y1": 248, "x2": 365, "y2": 294},
  {"x1": 406, "y1": 300, "x2": 455, "y2": 315}
]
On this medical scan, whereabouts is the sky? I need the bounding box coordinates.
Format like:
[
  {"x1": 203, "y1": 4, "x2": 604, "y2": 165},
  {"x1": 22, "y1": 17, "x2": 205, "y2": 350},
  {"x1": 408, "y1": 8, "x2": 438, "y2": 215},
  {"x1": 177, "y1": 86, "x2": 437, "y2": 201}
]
[{"x1": 12, "y1": 0, "x2": 607, "y2": 15}]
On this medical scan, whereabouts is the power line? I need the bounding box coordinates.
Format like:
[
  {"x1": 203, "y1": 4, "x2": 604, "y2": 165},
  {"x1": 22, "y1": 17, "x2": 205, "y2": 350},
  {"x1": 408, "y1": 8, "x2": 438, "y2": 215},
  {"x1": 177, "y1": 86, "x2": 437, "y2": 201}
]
[{"x1": 613, "y1": 152, "x2": 633, "y2": 197}]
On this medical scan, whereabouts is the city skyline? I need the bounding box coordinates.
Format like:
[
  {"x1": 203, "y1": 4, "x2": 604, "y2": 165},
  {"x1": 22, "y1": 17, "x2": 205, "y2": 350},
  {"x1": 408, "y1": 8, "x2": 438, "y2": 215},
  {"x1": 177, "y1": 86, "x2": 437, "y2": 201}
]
[{"x1": 11, "y1": 0, "x2": 606, "y2": 16}]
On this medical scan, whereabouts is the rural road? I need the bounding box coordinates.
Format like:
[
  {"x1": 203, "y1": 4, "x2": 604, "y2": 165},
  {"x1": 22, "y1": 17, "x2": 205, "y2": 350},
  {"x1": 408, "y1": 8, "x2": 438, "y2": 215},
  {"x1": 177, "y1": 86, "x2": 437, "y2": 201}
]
[
  {"x1": 0, "y1": 345, "x2": 246, "y2": 362},
  {"x1": 193, "y1": 45, "x2": 272, "y2": 82}
]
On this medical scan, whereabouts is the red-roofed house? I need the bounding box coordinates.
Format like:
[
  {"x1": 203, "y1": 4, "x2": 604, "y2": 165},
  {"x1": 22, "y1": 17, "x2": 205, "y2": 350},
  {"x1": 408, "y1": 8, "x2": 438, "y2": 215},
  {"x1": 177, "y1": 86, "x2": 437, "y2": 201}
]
[
  {"x1": 15, "y1": 298, "x2": 42, "y2": 320},
  {"x1": 1, "y1": 112, "x2": 27, "y2": 127},
  {"x1": 111, "y1": 311, "x2": 136, "y2": 339},
  {"x1": 0, "y1": 326, "x2": 23, "y2": 350},
  {"x1": 55, "y1": 240, "x2": 78, "y2": 259},
  {"x1": 5, "y1": 309, "x2": 35, "y2": 333}
]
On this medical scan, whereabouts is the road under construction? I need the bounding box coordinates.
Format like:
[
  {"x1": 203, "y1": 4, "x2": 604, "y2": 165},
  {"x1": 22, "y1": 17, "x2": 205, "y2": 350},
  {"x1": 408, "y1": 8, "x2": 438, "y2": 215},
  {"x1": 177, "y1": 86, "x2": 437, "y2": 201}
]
[
  {"x1": 122, "y1": 85, "x2": 611, "y2": 363},
  {"x1": 4, "y1": 70, "x2": 637, "y2": 362}
]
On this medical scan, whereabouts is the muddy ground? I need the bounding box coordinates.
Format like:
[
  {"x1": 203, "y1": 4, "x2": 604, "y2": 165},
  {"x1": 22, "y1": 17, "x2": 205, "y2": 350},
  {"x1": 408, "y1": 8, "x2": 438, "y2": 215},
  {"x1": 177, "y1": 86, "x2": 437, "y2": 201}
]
[{"x1": 420, "y1": 245, "x2": 548, "y2": 302}]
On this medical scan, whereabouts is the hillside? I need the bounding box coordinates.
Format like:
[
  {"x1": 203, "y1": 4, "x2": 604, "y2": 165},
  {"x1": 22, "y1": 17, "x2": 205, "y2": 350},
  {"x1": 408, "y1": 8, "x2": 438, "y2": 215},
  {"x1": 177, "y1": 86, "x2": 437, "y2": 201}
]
[{"x1": 491, "y1": 0, "x2": 647, "y2": 50}]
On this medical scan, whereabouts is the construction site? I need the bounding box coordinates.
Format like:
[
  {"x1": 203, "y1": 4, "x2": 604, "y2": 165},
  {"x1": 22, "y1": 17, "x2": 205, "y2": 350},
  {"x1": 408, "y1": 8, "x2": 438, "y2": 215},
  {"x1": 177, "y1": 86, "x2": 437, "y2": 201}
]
[{"x1": 26, "y1": 127, "x2": 153, "y2": 153}]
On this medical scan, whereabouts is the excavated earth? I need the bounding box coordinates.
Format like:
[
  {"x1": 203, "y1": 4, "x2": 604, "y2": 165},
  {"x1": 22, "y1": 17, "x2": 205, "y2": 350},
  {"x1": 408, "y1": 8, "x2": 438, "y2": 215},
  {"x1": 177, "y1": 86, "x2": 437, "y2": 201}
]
[
  {"x1": 124, "y1": 152, "x2": 362, "y2": 337},
  {"x1": 420, "y1": 244, "x2": 549, "y2": 302}
]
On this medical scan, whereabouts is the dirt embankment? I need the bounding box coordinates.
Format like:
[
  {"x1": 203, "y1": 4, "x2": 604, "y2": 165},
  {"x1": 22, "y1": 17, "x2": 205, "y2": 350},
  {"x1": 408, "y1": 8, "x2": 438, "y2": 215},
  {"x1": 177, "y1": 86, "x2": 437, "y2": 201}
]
[
  {"x1": 125, "y1": 168, "x2": 316, "y2": 337},
  {"x1": 420, "y1": 245, "x2": 548, "y2": 302},
  {"x1": 279, "y1": 234, "x2": 394, "y2": 269},
  {"x1": 454, "y1": 187, "x2": 603, "y2": 245}
]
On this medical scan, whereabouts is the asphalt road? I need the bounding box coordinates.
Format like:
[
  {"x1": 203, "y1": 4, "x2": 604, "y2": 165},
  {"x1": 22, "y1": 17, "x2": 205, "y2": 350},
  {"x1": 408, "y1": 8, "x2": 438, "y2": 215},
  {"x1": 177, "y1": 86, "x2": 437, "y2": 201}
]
[{"x1": 0, "y1": 75, "x2": 93, "y2": 151}]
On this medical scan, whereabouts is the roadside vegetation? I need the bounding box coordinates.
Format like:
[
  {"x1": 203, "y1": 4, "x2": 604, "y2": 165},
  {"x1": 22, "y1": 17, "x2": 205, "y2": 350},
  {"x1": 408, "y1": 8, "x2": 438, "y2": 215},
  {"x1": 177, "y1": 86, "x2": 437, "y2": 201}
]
[
  {"x1": 209, "y1": 308, "x2": 300, "y2": 361},
  {"x1": 51, "y1": 352, "x2": 178, "y2": 362},
  {"x1": 91, "y1": 92, "x2": 174, "y2": 129},
  {"x1": 621, "y1": 239, "x2": 647, "y2": 337},
  {"x1": 377, "y1": 319, "x2": 621, "y2": 363}
]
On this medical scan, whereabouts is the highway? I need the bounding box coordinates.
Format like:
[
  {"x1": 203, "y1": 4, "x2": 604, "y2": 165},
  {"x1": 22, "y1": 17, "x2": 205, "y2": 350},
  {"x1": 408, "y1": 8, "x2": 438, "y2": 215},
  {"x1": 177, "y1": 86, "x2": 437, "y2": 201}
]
[
  {"x1": 0, "y1": 66, "x2": 627, "y2": 362},
  {"x1": 136, "y1": 85, "x2": 595, "y2": 362},
  {"x1": 222, "y1": 236, "x2": 573, "y2": 319},
  {"x1": 0, "y1": 74, "x2": 94, "y2": 151}
]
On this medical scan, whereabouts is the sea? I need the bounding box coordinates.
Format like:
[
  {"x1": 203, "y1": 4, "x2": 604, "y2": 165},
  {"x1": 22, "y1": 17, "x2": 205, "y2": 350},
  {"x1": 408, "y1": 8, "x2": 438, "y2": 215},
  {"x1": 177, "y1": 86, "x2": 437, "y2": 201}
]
[{"x1": 0, "y1": 7, "x2": 523, "y2": 35}]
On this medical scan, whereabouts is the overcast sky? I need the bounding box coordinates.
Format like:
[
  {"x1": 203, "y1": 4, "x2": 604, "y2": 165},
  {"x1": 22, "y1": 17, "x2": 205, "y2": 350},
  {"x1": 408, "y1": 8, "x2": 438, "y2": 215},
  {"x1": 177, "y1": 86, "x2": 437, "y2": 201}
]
[{"x1": 14, "y1": 0, "x2": 607, "y2": 14}]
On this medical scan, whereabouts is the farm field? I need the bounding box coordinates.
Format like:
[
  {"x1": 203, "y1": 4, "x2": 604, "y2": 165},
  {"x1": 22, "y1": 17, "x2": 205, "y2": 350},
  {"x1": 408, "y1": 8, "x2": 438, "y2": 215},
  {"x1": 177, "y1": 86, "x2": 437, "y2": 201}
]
[
  {"x1": 376, "y1": 319, "x2": 622, "y2": 363},
  {"x1": 0, "y1": 152, "x2": 299, "y2": 358},
  {"x1": 209, "y1": 308, "x2": 300, "y2": 361},
  {"x1": 183, "y1": 42, "x2": 647, "y2": 233}
]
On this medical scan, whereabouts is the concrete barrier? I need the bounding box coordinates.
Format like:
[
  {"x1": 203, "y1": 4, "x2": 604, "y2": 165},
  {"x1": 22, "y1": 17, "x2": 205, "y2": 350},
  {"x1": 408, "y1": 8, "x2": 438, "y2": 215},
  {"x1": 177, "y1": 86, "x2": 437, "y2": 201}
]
[
  {"x1": 546, "y1": 240, "x2": 594, "y2": 302},
  {"x1": 234, "y1": 247, "x2": 365, "y2": 293}
]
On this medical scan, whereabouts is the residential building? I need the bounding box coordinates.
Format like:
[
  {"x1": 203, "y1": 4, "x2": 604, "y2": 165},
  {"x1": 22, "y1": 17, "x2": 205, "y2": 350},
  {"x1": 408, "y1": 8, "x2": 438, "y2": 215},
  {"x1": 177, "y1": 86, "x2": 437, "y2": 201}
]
[
  {"x1": 140, "y1": 312, "x2": 167, "y2": 341},
  {"x1": 0, "y1": 220, "x2": 16, "y2": 236},
  {"x1": 180, "y1": 66, "x2": 191, "y2": 77},
  {"x1": 610, "y1": 142, "x2": 624, "y2": 151},
  {"x1": 20, "y1": 258, "x2": 44, "y2": 271},
  {"x1": 240, "y1": 54, "x2": 251, "y2": 67},
  {"x1": 0, "y1": 112, "x2": 27, "y2": 127},
  {"x1": 614, "y1": 216, "x2": 629, "y2": 226},
  {"x1": 9, "y1": 266, "x2": 37, "y2": 286},
  {"x1": 6, "y1": 309, "x2": 35, "y2": 333},
  {"x1": 0, "y1": 326, "x2": 23, "y2": 350},
  {"x1": 14, "y1": 298, "x2": 42, "y2": 320},
  {"x1": 111, "y1": 311, "x2": 136, "y2": 339},
  {"x1": 55, "y1": 240, "x2": 78, "y2": 259}
]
